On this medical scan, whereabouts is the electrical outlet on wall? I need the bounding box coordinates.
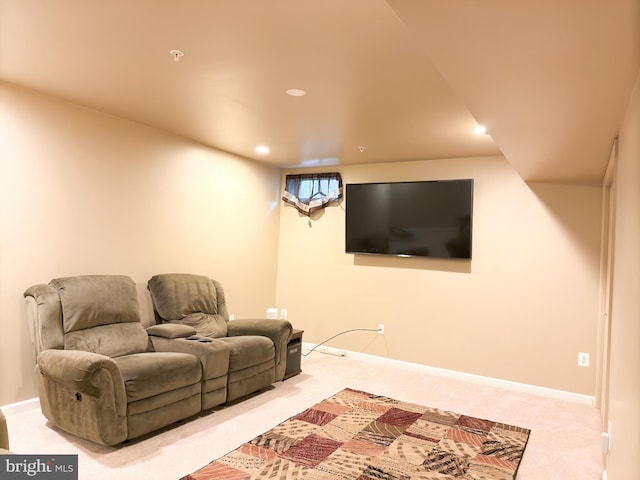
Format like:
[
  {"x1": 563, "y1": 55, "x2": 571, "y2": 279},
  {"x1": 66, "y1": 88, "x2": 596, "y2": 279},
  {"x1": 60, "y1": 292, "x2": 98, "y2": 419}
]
[
  {"x1": 578, "y1": 352, "x2": 590, "y2": 367},
  {"x1": 378, "y1": 324, "x2": 385, "y2": 335},
  {"x1": 280, "y1": 308, "x2": 288, "y2": 320}
]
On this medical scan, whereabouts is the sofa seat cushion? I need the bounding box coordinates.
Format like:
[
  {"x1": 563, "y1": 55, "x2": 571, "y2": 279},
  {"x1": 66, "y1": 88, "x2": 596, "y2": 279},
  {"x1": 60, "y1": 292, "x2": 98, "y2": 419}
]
[
  {"x1": 218, "y1": 336, "x2": 275, "y2": 373},
  {"x1": 114, "y1": 352, "x2": 201, "y2": 403}
]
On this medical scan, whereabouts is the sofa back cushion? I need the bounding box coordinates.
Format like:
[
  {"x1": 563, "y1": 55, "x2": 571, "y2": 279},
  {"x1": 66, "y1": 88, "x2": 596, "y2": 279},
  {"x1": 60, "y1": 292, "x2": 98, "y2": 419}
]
[
  {"x1": 51, "y1": 275, "x2": 148, "y2": 357},
  {"x1": 148, "y1": 274, "x2": 228, "y2": 338}
]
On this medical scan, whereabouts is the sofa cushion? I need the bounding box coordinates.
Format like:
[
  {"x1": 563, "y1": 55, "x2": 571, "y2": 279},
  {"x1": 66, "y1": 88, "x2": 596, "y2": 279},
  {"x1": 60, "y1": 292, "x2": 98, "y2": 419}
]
[
  {"x1": 148, "y1": 274, "x2": 228, "y2": 338},
  {"x1": 171, "y1": 312, "x2": 227, "y2": 338},
  {"x1": 114, "y1": 352, "x2": 201, "y2": 403},
  {"x1": 51, "y1": 275, "x2": 148, "y2": 357},
  {"x1": 65, "y1": 323, "x2": 148, "y2": 358},
  {"x1": 218, "y1": 336, "x2": 275, "y2": 372},
  {"x1": 148, "y1": 274, "x2": 218, "y2": 319},
  {"x1": 51, "y1": 275, "x2": 141, "y2": 332}
]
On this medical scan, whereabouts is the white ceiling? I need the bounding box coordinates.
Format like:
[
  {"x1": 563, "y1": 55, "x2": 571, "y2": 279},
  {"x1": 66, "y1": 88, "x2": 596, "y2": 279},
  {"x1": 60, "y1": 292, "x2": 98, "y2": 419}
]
[{"x1": 1, "y1": 0, "x2": 638, "y2": 183}]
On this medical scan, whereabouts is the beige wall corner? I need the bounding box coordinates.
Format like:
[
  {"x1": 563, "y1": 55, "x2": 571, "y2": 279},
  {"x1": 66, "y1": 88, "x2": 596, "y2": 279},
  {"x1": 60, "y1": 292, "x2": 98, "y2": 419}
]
[
  {"x1": 276, "y1": 158, "x2": 602, "y2": 396},
  {"x1": 0, "y1": 83, "x2": 281, "y2": 405}
]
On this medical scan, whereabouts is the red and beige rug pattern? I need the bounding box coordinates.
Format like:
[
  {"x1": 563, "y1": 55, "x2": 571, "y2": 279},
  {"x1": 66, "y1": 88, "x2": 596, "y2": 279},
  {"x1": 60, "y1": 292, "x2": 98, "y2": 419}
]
[{"x1": 182, "y1": 388, "x2": 530, "y2": 479}]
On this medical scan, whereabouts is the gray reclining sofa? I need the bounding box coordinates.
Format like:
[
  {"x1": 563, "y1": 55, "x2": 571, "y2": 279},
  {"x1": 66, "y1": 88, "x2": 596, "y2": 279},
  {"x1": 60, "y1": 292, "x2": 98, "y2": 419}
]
[{"x1": 23, "y1": 274, "x2": 291, "y2": 446}]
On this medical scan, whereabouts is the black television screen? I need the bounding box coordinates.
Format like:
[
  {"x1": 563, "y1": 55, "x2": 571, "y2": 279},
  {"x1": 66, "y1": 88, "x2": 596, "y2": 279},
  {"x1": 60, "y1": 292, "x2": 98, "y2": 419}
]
[{"x1": 345, "y1": 179, "x2": 473, "y2": 259}]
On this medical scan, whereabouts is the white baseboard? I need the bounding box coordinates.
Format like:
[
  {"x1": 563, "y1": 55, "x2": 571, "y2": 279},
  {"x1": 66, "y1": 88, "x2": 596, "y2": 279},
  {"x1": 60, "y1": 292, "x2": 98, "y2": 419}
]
[
  {"x1": 1, "y1": 397, "x2": 39, "y2": 416},
  {"x1": 303, "y1": 342, "x2": 595, "y2": 406},
  {"x1": 3, "y1": 346, "x2": 594, "y2": 416}
]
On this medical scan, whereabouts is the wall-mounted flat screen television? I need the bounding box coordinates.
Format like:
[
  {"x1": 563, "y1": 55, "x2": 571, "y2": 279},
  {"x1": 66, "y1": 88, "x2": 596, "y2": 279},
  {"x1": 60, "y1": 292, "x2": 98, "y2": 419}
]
[{"x1": 345, "y1": 179, "x2": 473, "y2": 259}]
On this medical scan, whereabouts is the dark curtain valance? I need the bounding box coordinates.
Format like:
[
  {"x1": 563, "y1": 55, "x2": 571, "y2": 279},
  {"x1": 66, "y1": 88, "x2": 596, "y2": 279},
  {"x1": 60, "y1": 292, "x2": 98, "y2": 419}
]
[{"x1": 282, "y1": 172, "x2": 343, "y2": 216}]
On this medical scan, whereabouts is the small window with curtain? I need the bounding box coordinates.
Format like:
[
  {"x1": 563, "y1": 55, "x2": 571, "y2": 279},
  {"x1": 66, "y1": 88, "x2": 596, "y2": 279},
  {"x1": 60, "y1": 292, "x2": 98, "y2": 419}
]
[{"x1": 282, "y1": 172, "x2": 343, "y2": 217}]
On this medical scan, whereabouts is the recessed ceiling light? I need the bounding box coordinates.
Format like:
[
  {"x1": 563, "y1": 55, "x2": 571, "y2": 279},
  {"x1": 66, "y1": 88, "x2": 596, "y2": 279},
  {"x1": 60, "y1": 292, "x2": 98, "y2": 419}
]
[
  {"x1": 286, "y1": 88, "x2": 306, "y2": 97},
  {"x1": 472, "y1": 125, "x2": 488, "y2": 135},
  {"x1": 255, "y1": 145, "x2": 270, "y2": 155}
]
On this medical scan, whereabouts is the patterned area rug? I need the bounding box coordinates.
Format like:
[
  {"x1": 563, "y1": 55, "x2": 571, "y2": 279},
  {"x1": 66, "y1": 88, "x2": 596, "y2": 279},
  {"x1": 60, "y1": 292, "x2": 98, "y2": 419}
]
[{"x1": 182, "y1": 388, "x2": 530, "y2": 479}]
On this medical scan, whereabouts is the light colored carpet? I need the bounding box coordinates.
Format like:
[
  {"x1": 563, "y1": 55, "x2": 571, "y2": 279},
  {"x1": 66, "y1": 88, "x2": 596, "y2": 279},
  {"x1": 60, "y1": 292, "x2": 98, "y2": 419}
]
[{"x1": 4, "y1": 353, "x2": 602, "y2": 479}]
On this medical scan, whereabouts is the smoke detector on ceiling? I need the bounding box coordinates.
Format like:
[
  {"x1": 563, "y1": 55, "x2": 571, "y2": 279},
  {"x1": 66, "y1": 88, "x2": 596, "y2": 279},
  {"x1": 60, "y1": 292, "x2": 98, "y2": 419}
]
[{"x1": 169, "y1": 50, "x2": 184, "y2": 62}]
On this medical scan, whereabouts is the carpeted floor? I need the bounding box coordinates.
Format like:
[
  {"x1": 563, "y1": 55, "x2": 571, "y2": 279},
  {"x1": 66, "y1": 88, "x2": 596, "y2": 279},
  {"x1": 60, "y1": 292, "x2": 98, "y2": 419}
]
[
  {"x1": 183, "y1": 387, "x2": 530, "y2": 479},
  {"x1": 3, "y1": 353, "x2": 602, "y2": 479}
]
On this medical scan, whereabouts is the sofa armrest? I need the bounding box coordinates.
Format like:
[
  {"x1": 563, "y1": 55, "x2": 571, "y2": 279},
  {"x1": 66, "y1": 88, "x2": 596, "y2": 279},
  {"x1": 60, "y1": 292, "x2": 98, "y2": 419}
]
[
  {"x1": 0, "y1": 409, "x2": 9, "y2": 452},
  {"x1": 227, "y1": 319, "x2": 293, "y2": 381},
  {"x1": 227, "y1": 318, "x2": 292, "y2": 340},
  {"x1": 37, "y1": 349, "x2": 125, "y2": 402},
  {"x1": 146, "y1": 323, "x2": 197, "y2": 339},
  {"x1": 36, "y1": 349, "x2": 128, "y2": 445}
]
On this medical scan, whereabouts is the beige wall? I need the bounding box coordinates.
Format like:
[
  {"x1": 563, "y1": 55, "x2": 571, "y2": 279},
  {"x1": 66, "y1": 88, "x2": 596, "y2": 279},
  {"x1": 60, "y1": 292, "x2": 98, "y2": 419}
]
[
  {"x1": 276, "y1": 157, "x2": 602, "y2": 395},
  {"x1": 0, "y1": 78, "x2": 620, "y2": 407},
  {"x1": 0, "y1": 83, "x2": 281, "y2": 405},
  {"x1": 606, "y1": 72, "x2": 640, "y2": 480}
]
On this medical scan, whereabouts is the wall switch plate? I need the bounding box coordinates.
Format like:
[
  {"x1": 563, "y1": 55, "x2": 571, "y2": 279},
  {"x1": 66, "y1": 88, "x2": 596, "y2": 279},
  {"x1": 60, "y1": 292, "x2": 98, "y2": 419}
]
[
  {"x1": 578, "y1": 352, "x2": 590, "y2": 367},
  {"x1": 229, "y1": 314, "x2": 235, "y2": 321}
]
